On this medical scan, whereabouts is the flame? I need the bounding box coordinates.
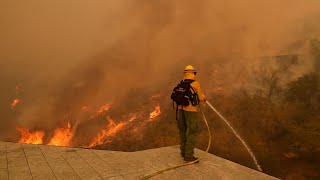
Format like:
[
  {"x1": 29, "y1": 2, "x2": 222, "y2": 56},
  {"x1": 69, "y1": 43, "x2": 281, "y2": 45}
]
[
  {"x1": 105, "y1": 118, "x2": 126, "y2": 136},
  {"x1": 86, "y1": 116, "x2": 127, "y2": 148},
  {"x1": 48, "y1": 122, "x2": 73, "y2": 147},
  {"x1": 90, "y1": 102, "x2": 112, "y2": 119},
  {"x1": 149, "y1": 105, "x2": 161, "y2": 120},
  {"x1": 13, "y1": 100, "x2": 165, "y2": 148},
  {"x1": 81, "y1": 105, "x2": 89, "y2": 112},
  {"x1": 127, "y1": 105, "x2": 161, "y2": 134},
  {"x1": 128, "y1": 106, "x2": 161, "y2": 134},
  {"x1": 86, "y1": 129, "x2": 108, "y2": 148},
  {"x1": 16, "y1": 127, "x2": 45, "y2": 144},
  {"x1": 11, "y1": 98, "x2": 20, "y2": 109},
  {"x1": 97, "y1": 103, "x2": 112, "y2": 114},
  {"x1": 129, "y1": 115, "x2": 137, "y2": 122}
]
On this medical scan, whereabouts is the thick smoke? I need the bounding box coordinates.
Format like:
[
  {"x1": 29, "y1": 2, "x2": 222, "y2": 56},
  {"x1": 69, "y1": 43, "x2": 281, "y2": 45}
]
[{"x1": 0, "y1": 0, "x2": 320, "y2": 141}]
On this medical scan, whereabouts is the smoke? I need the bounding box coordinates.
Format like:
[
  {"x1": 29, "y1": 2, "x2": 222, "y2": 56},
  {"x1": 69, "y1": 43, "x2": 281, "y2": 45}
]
[{"x1": 1, "y1": 0, "x2": 320, "y2": 141}]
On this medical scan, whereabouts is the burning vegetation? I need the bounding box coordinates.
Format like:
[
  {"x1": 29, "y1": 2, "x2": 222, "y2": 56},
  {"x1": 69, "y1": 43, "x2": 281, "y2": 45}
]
[
  {"x1": 48, "y1": 122, "x2": 73, "y2": 147},
  {"x1": 149, "y1": 105, "x2": 161, "y2": 120},
  {"x1": 1, "y1": 1, "x2": 320, "y2": 179},
  {"x1": 10, "y1": 98, "x2": 20, "y2": 109},
  {"x1": 16, "y1": 127, "x2": 45, "y2": 145},
  {"x1": 87, "y1": 116, "x2": 127, "y2": 148},
  {"x1": 15, "y1": 100, "x2": 162, "y2": 149}
]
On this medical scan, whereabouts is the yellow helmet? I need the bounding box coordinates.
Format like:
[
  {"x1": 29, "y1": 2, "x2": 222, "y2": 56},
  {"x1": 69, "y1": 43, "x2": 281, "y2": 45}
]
[{"x1": 184, "y1": 65, "x2": 197, "y2": 73}]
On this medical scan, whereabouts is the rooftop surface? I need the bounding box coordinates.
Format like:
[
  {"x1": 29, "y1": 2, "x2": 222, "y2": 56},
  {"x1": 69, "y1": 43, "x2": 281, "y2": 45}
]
[{"x1": 0, "y1": 141, "x2": 278, "y2": 180}]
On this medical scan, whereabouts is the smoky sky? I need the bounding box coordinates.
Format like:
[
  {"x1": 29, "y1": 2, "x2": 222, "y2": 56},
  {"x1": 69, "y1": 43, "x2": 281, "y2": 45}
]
[{"x1": 1, "y1": 0, "x2": 320, "y2": 138}]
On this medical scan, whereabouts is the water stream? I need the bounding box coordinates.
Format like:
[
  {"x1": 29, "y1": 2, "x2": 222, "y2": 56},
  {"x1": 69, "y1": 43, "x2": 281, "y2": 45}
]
[{"x1": 206, "y1": 101, "x2": 263, "y2": 172}]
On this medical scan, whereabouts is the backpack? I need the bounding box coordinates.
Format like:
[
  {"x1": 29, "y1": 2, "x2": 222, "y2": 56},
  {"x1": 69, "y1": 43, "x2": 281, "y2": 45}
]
[{"x1": 170, "y1": 79, "x2": 199, "y2": 119}]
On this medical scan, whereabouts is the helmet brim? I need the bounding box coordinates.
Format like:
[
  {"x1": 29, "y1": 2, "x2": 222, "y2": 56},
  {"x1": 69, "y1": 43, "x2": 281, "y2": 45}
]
[{"x1": 184, "y1": 70, "x2": 197, "y2": 73}]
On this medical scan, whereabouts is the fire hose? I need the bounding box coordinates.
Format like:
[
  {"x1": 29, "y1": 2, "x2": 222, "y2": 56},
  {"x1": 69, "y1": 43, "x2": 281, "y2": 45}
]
[{"x1": 141, "y1": 102, "x2": 211, "y2": 180}]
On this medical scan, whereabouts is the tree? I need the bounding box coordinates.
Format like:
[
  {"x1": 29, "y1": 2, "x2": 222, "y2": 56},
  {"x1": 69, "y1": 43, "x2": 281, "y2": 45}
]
[
  {"x1": 285, "y1": 72, "x2": 320, "y2": 109},
  {"x1": 255, "y1": 65, "x2": 281, "y2": 103}
]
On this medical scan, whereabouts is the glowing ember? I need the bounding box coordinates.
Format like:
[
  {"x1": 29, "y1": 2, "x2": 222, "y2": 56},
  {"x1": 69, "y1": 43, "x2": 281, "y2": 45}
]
[
  {"x1": 149, "y1": 105, "x2": 161, "y2": 120},
  {"x1": 129, "y1": 115, "x2": 137, "y2": 122},
  {"x1": 217, "y1": 87, "x2": 224, "y2": 91},
  {"x1": 90, "y1": 102, "x2": 112, "y2": 119},
  {"x1": 16, "y1": 127, "x2": 45, "y2": 145},
  {"x1": 151, "y1": 94, "x2": 161, "y2": 99},
  {"x1": 11, "y1": 98, "x2": 20, "y2": 109},
  {"x1": 97, "y1": 103, "x2": 112, "y2": 114},
  {"x1": 81, "y1": 105, "x2": 89, "y2": 112},
  {"x1": 86, "y1": 116, "x2": 127, "y2": 148},
  {"x1": 48, "y1": 122, "x2": 73, "y2": 147}
]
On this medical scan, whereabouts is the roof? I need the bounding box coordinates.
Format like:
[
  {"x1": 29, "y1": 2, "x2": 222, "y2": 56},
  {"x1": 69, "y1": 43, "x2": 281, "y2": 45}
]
[{"x1": 0, "y1": 141, "x2": 278, "y2": 180}]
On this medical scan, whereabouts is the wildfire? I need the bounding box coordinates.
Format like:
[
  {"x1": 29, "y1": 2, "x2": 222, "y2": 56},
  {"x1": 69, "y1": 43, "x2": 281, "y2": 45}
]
[
  {"x1": 48, "y1": 122, "x2": 73, "y2": 147},
  {"x1": 16, "y1": 127, "x2": 45, "y2": 145},
  {"x1": 86, "y1": 116, "x2": 127, "y2": 148},
  {"x1": 149, "y1": 105, "x2": 161, "y2": 120},
  {"x1": 11, "y1": 98, "x2": 20, "y2": 109},
  {"x1": 128, "y1": 106, "x2": 161, "y2": 134},
  {"x1": 105, "y1": 117, "x2": 127, "y2": 136},
  {"x1": 13, "y1": 100, "x2": 162, "y2": 148}
]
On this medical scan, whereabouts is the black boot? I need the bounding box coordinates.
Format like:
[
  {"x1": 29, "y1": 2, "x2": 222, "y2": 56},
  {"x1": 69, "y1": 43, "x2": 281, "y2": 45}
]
[{"x1": 184, "y1": 156, "x2": 199, "y2": 163}]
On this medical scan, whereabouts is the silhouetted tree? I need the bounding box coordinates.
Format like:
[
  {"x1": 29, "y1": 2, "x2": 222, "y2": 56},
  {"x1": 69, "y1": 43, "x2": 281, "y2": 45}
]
[
  {"x1": 285, "y1": 72, "x2": 320, "y2": 109},
  {"x1": 255, "y1": 65, "x2": 281, "y2": 103}
]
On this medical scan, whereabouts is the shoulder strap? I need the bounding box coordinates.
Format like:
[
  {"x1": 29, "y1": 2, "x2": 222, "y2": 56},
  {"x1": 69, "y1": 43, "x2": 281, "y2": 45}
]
[
  {"x1": 183, "y1": 79, "x2": 195, "y2": 84},
  {"x1": 189, "y1": 81, "x2": 200, "y2": 105},
  {"x1": 186, "y1": 80, "x2": 196, "y2": 94},
  {"x1": 176, "y1": 105, "x2": 179, "y2": 120}
]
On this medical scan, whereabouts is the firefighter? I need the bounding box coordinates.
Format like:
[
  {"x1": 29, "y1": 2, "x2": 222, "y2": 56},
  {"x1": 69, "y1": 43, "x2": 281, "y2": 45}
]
[{"x1": 175, "y1": 65, "x2": 206, "y2": 162}]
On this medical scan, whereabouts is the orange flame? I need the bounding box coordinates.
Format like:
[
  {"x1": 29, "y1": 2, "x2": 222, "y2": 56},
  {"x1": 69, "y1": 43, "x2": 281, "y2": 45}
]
[
  {"x1": 11, "y1": 98, "x2": 20, "y2": 109},
  {"x1": 90, "y1": 102, "x2": 112, "y2": 119},
  {"x1": 97, "y1": 103, "x2": 112, "y2": 114},
  {"x1": 16, "y1": 127, "x2": 45, "y2": 144},
  {"x1": 81, "y1": 105, "x2": 89, "y2": 112},
  {"x1": 48, "y1": 122, "x2": 73, "y2": 147},
  {"x1": 149, "y1": 105, "x2": 161, "y2": 120},
  {"x1": 129, "y1": 106, "x2": 161, "y2": 134},
  {"x1": 106, "y1": 118, "x2": 127, "y2": 136},
  {"x1": 129, "y1": 115, "x2": 137, "y2": 122},
  {"x1": 86, "y1": 116, "x2": 127, "y2": 148}
]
